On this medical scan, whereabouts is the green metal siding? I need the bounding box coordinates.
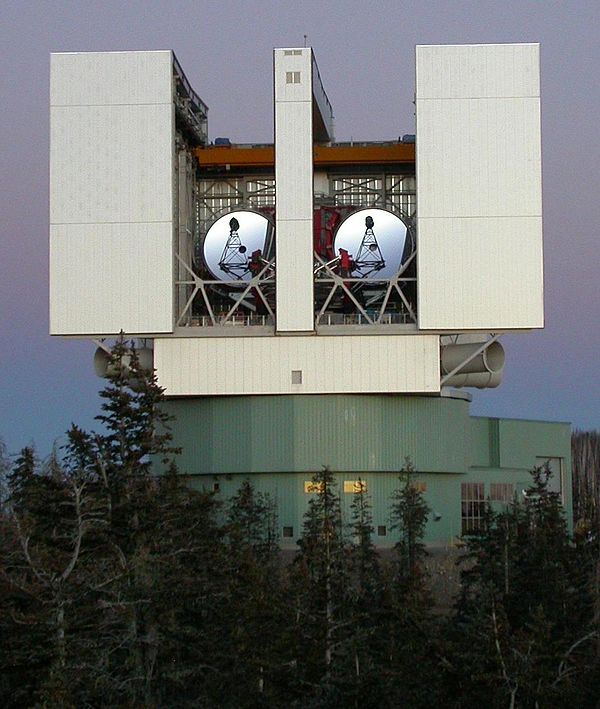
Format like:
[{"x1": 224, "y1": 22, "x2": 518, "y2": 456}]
[
  {"x1": 165, "y1": 395, "x2": 572, "y2": 545},
  {"x1": 192, "y1": 471, "x2": 463, "y2": 547},
  {"x1": 163, "y1": 394, "x2": 471, "y2": 475},
  {"x1": 498, "y1": 418, "x2": 571, "y2": 471}
]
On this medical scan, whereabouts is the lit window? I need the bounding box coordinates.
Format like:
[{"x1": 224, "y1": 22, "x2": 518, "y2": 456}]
[
  {"x1": 344, "y1": 480, "x2": 367, "y2": 494},
  {"x1": 461, "y1": 482, "x2": 485, "y2": 534},
  {"x1": 412, "y1": 481, "x2": 427, "y2": 493},
  {"x1": 490, "y1": 483, "x2": 513, "y2": 502},
  {"x1": 304, "y1": 481, "x2": 325, "y2": 494},
  {"x1": 282, "y1": 526, "x2": 294, "y2": 538}
]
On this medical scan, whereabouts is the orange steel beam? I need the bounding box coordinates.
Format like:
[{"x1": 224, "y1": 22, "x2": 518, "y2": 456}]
[{"x1": 194, "y1": 143, "x2": 415, "y2": 169}]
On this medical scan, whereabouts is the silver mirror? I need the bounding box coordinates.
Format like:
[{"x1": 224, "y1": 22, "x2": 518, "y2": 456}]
[
  {"x1": 333, "y1": 208, "x2": 407, "y2": 279},
  {"x1": 203, "y1": 210, "x2": 271, "y2": 281}
]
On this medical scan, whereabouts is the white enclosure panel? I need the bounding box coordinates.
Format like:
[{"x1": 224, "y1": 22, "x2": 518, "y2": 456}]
[
  {"x1": 274, "y1": 101, "x2": 313, "y2": 219},
  {"x1": 154, "y1": 335, "x2": 440, "y2": 396},
  {"x1": 50, "y1": 103, "x2": 174, "y2": 225},
  {"x1": 274, "y1": 48, "x2": 314, "y2": 332},
  {"x1": 417, "y1": 97, "x2": 541, "y2": 218},
  {"x1": 50, "y1": 223, "x2": 173, "y2": 335},
  {"x1": 416, "y1": 44, "x2": 539, "y2": 99},
  {"x1": 50, "y1": 51, "x2": 173, "y2": 106},
  {"x1": 418, "y1": 217, "x2": 543, "y2": 330},
  {"x1": 416, "y1": 43, "x2": 543, "y2": 330},
  {"x1": 276, "y1": 219, "x2": 314, "y2": 331}
]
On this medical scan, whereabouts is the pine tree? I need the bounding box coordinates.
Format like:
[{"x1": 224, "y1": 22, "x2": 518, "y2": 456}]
[
  {"x1": 344, "y1": 479, "x2": 390, "y2": 706},
  {"x1": 203, "y1": 479, "x2": 286, "y2": 707},
  {"x1": 381, "y1": 460, "x2": 441, "y2": 707},
  {"x1": 288, "y1": 466, "x2": 353, "y2": 705},
  {"x1": 444, "y1": 464, "x2": 600, "y2": 707}
]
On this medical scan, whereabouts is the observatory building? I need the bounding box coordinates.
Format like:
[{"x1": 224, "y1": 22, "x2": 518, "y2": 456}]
[{"x1": 49, "y1": 44, "x2": 571, "y2": 545}]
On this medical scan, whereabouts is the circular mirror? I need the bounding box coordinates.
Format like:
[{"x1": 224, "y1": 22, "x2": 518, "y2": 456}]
[
  {"x1": 203, "y1": 210, "x2": 271, "y2": 281},
  {"x1": 333, "y1": 208, "x2": 407, "y2": 279}
]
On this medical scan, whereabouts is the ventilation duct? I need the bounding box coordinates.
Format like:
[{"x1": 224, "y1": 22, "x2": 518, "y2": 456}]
[{"x1": 441, "y1": 341, "x2": 505, "y2": 389}]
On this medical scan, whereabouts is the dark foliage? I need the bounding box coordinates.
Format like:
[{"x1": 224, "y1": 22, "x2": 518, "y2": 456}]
[{"x1": 1, "y1": 361, "x2": 599, "y2": 706}]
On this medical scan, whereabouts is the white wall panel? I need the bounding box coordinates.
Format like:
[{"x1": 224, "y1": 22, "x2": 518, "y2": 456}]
[
  {"x1": 49, "y1": 51, "x2": 175, "y2": 335},
  {"x1": 154, "y1": 335, "x2": 440, "y2": 396},
  {"x1": 418, "y1": 217, "x2": 543, "y2": 329},
  {"x1": 416, "y1": 44, "x2": 543, "y2": 330},
  {"x1": 50, "y1": 104, "x2": 173, "y2": 224},
  {"x1": 50, "y1": 223, "x2": 173, "y2": 335},
  {"x1": 275, "y1": 219, "x2": 314, "y2": 331},
  {"x1": 417, "y1": 98, "x2": 541, "y2": 218},
  {"x1": 274, "y1": 49, "x2": 314, "y2": 332},
  {"x1": 416, "y1": 44, "x2": 539, "y2": 99},
  {"x1": 274, "y1": 101, "x2": 313, "y2": 218},
  {"x1": 50, "y1": 51, "x2": 172, "y2": 106}
]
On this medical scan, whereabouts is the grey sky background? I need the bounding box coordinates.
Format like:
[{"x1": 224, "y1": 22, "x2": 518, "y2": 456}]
[{"x1": 1, "y1": 0, "x2": 599, "y2": 455}]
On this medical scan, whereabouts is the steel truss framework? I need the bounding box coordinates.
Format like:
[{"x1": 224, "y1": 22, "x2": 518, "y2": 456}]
[
  {"x1": 314, "y1": 174, "x2": 417, "y2": 327},
  {"x1": 174, "y1": 166, "x2": 417, "y2": 330}
]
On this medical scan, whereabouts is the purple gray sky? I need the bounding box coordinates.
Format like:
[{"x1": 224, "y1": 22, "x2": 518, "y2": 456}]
[{"x1": 1, "y1": 0, "x2": 599, "y2": 455}]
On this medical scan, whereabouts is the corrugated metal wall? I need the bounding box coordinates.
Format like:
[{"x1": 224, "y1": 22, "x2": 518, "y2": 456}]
[
  {"x1": 154, "y1": 334, "x2": 441, "y2": 396},
  {"x1": 172, "y1": 402, "x2": 572, "y2": 545},
  {"x1": 162, "y1": 393, "x2": 470, "y2": 474}
]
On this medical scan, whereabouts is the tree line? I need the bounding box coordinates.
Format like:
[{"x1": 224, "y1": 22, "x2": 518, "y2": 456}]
[{"x1": 1, "y1": 343, "x2": 599, "y2": 707}]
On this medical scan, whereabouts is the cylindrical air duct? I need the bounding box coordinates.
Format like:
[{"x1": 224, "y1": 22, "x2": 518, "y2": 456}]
[
  {"x1": 444, "y1": 370, "x2": 503, "y2": 389},
  {"x1": 441, "y1": 341, "x2": 505, "y2": 375},
  {"x1": 441, "y1": 341, "x2": 505, "y2": 389}
]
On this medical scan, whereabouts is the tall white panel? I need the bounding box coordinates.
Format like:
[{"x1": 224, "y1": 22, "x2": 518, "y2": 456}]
[
  {"x1": 154, "y1": 335, "x2": 440, "y2": 396},
  {"x1": 274, "y1": 48, "x2": 314, "y2": 332},
  {"x1": 49, "y1": 51, "x2": 175, "y2": 335},
  {"x1": 416, "y1": 44, "x2": 543, "y2": 330},
  {"x1": 50, "y1": 223, "x2": 173, "y2": 334},
  {"x1": 50, "y1": 104, "x2": 173, "y2": 224}
]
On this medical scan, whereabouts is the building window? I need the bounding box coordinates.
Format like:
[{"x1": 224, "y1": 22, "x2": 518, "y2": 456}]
[
  {"x1": 304, "y1": 481, "x2": 325, "y2": 494},
  {"x1": 412, "y1": 481, "x2": 427, "y2": 493},
  {"x1": 285, "y1": 71, "x2": 301, "y2": 84},
  {"x1": 282, "y1": 526, "x2": 294, "y2": 538},
  {"x1": 291, "y1": 370, "x2": 303, "y2": 384},
  {"x1": 461, "y1": 482, "x2": 485, "y2": 534},
  {"x1": 344, "y1": 480, "x2": 367, "y2": 494},
  {"x1": 490, "y1": 483, "x2": 513, "y2": 503},
  {"x1": 213, "y1": 482, "x2": 220, "y2": 493},
  {"x1": 284, "y1": 49, "x2": 302, "y2": 56},
  {"x1": 377, "y1": 525, "x2": 387, "y2": 537}
]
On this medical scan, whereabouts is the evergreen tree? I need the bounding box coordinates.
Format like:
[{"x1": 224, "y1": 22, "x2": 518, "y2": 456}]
[
  {"x1": 444, "y1": 464, "x2": 599, "y2": 707},
  {"x1": 289, "y1": 466, "x2": 353, "y2": 706},
  {"x1": 389, "y1": 458, "x2": 430, "y2": 592},
  {"x1": 380, "y1": 460, "x2": 441, "y2": 707},
  {"x1": 0, "y1": 437, "x2": 10, "y2": 508},
  {"x1": 197, "y1": 480, "x2": 291, "y2": 707},
  {"x1": 344, "y1": 479, "x2": 390, "y2": 706}
]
